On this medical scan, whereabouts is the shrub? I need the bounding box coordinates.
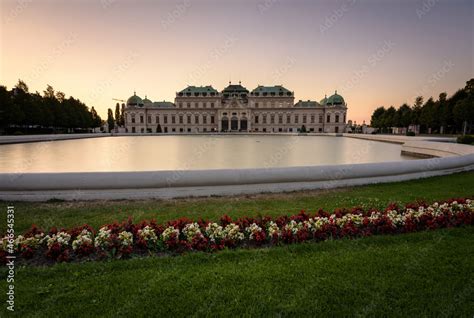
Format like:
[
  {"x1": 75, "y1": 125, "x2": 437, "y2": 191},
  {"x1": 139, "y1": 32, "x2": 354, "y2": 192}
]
[
  {"x1": 457, "y1": 135, "x2": 474, "y2": 145},
  {"x1": 406, "y1": 131, "x2": 416, "y2": 136}
]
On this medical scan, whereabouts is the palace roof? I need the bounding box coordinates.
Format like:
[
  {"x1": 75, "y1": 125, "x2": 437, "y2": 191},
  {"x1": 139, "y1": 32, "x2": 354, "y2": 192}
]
[
  {"x1": 294, "y1": 100, "x2": 321, "y2": 108},
  {"x1": 251, "y1": 85, "x2": 292, "y2": 96},
  {"x1": 178, "y1": 86, "x2": 219, "y2": 95}
]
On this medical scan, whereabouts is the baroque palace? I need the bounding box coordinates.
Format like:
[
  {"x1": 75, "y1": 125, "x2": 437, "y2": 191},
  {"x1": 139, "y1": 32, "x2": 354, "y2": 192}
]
[{"x1": 123, "y1": 82, "x2": 347, "y2": 134}]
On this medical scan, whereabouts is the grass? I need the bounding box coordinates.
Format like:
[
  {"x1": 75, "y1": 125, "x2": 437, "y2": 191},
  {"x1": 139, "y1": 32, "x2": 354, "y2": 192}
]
[
  {"x1": 2, "y1": 171, "x2": 473, "y2": 234},
  {"x1": 1, "y1": 172, "x2": 473, "y2": 316},
  {"x1": 0, "y1": 227, "x2": 473, "y2": 316}
]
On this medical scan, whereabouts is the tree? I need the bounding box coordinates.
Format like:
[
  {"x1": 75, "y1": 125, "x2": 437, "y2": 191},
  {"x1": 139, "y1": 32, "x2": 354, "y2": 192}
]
[
  {"x1": 43, "y1": 85, "x2": 55, "y2": 99},
  {"x1": 370, "y1": 106, "x2": 386, "y2": 129},
  {"x1": 115, "y1": 103, "x2": 121, "y2": 126},
  {"x1": 369, "y1": 78, "x2": 473, "y2": 135},
  {"x1": 15, "y1": 79, "x2": 29, "y2": 93},
  {"x1": 420, "y1": 97, "x2": 437, "y2": 133},
  {"x1": 397, "y1": 104, "x2": 412, "y2": 129},
  {"x1": 55, "y1": 91, "x2": 66, "y2": 103},
  {"x1": 411, "y1": 96, "x2": 423, "y2": 125},
  {"x1": 107, "y1": 108, "x2": 115, "y2": 132},
  {"x1": 157, "y1": 124, "x2": 162, "y2": 133},
  {"x1": 90, "y1": 107, "x2": 102, "y2": 128},
  {"x1": 300, "y1": 125, "x2": 306, "y2": 133}
]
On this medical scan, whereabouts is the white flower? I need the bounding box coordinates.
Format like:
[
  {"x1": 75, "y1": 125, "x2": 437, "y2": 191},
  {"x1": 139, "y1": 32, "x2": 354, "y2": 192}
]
[
  {"x1": 182, "y1": 223, "x2": 203, "y2": 242},
  {"x1": 161, "y1": 226, "x2": 180, "y2": 242},
  {"x1": 94, "y1": 227, "x2": 112, "y2": 248},
  {"x1": 138, "y1": 226, "x2": 158, "y2": 244},
  {"x1": 118, "y1": 231, "x2": 133, "y2": 247},
  {"x1": 245, "y1": 223, "x2": 263, "y2": 240},
  {"x1": 223, "y1": 223, "x2": 244, "y2": 241},
  {"x1": 267, "y1": 221, "x2": 281, "y2": 237},
  {"x1": 47, "y1": 232, "x2": 71, "y2": 248},
  {"x1": 284, "y1": 220, "x2": 302, "y2": 235},
  {"x1": 205, "y1": 223, "x2": 224, "y2": 242},
  {"x1": 72, "y1": 229, "x2": 93, "y2": 250}
]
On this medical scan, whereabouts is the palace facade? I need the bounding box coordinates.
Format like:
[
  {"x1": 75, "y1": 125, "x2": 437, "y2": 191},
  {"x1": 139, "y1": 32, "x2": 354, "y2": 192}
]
[{"x1": 123, "y1": 82, "x2": 347, "y2": 134}]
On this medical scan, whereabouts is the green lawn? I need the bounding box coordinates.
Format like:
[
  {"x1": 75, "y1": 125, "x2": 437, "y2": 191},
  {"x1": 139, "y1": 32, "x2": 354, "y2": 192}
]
[
  {"x1": 1, "y1": 227, "x2": 473, "y2": 316},
  {"x1": 2, "y1": 171, "x2": 474, "y2": 234},
  {"x1": 1, "y1": 172, "x2": 473, "y2": 317}
]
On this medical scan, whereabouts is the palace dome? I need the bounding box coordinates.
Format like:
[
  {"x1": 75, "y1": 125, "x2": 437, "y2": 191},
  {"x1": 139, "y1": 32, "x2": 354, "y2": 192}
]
[
  {"x1": 320, "y1": 95, "x2": 328, "y2": 105},
  {"x1": 127, "y1": 92, "x2": 144, "y2": 107},
  {"x1": 142, "y1": 95, "x2": 152, "y2": 105},
  {"x1": 326, "y1": 91, "x2": 345, "y2": 105}
]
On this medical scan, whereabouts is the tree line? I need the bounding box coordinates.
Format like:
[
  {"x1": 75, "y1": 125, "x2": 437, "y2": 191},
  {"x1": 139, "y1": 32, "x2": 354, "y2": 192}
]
[
  {"x1": 370, "y1": 79, "x2": 473, "y2": 135},
  {"x1": 0, "y1": 80, "x2": 102, "y2": 134},
  {"x1": 106, "y1": 103, "x2": 125, "y2": 132}
]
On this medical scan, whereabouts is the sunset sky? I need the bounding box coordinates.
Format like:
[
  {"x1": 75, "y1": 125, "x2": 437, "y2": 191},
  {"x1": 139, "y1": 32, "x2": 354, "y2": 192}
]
[{"x1": 1, "y1": 0, "x2": 472, "y2": 123}]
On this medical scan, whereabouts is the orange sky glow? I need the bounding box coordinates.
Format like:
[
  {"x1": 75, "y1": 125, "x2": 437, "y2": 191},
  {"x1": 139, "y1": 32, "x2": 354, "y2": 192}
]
[{"x1": 1, "y1": 0, "x2": 472, "y2": 123}]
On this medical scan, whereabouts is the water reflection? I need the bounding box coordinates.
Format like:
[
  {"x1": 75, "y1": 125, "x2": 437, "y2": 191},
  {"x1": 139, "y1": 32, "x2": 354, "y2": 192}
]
[{"x1": 0, "y1": 135, "x2": 414, "y2": 173}]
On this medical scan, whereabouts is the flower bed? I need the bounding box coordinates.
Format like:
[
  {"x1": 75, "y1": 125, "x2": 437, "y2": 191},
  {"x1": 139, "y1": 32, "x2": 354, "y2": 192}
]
[{"x1": 1, "y1": 198, "x2": 472, "y2": 265}]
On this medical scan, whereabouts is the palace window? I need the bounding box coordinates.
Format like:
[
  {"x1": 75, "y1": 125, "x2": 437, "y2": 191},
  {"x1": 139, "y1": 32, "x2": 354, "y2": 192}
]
[
  {"x1": 164, "y1": 115, "x2": 168, "y2": 124},
  {"x1": 179, "y1": 115, "x2": 183, "y2": 124},
  {"x1": 211, "y1": 102, "x2": 215, "y2": 108},
  {"x1": 203, "y1": 116, "x2": 207, "y2": 124},
  {"x1": 131, "y1": 116, "x2": 135, "y2": 124},
  {"x1": 263, "y1": 115, "x2": 267, "y2": 124},
  {"x1": 187, "y1": 115, "x2": 191, "y2": 124},
  {"x1": 156, "y1": 115, "x2": 159, "y2": 123},
  {"x1": 148, "y1": 116, "x2": 151, "y2": 124},
  {"x1": 140, "y1": 116, "x2": 144, "y2": 124},
  {"x1": 335, "y1": 115, "x2": 340, "y2": 123},
  {"x1": 327, "y1": 114, "x2": 331, "y2": 123},
  {"x1": 195, "y1": 102, "x2": 198, "y2": 108},
  {"x1": 255, "y1": 115, "x2": 259, "y2": 124},
  {"x1": 319, "y1": 115, "x2": 323, "y2": 123},
  {"x1": 210, "y1": 116, "x2": 215, "y2": 124},
  {"x1": 294, "y1": 115, "x2": 298, "y2": 124},
  {"x1": 187, "y1": 103, "x2": 191, "y2": 108},
  {"x1": 203, "y1": 102, "x2": 207, "y2": 108},
  {"x1": 195, "y1": 115, "x2": 199, "y2": 124},
  {"x1": 270, "y1": 114, "x2": 275, "y2": 124},
  {"x1": 303, "y1": 115, "x2": 307, "y2": 124},
  {"x1": 255, "y1": 102, "x2": 259, "y2": 108},
  {"x1": 311, "y1": 115, "x2": 315, "y2": 123},
  {"x1": 286, "y1": 115, "x2": 290, "y2": 124},
  {"x1": 178, "y1": 102, "x2": 183, "y2": 108},
  {"x1": 132, "y1": 127, "x2": 135, "y2": 133},
  {"x1": 278, "y1": 115, "x2": 283, "y2": 124}
]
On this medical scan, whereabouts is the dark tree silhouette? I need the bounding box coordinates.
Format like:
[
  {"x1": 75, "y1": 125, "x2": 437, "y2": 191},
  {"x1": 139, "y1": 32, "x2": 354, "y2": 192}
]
[
  {"x1": 107, "y1": 108, "x2": 115, "y2": 132},
  {"x1": 0, "y1": 80, "x2": 102, "y2": 135},
  {"x1": 370, "y1": 79, "x2": 473, "y2": 135}
]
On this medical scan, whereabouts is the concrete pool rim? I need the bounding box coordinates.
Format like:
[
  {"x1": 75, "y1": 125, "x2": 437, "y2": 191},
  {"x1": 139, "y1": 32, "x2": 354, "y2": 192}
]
[{"x1": 0, "y1": 133, "x2": 472, "y2": 201}]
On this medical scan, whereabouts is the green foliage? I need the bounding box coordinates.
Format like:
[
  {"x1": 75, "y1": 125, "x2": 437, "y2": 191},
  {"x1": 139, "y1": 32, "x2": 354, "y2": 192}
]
[
  {"x1": 457, "y1": 135, "x2": 474, "y2": 145},
  {"x1": 107, "y1": 108, "x2": 115, "y2": 132},
  {"x1": 0, "y1": 80, "x2": 102, "y2": 134},
  {"x1": 370, "y1": 78, "x2": 474, "y2": 134},
  {"x1": 406, "y1": 131, "x2": 416, "y2": 136}
]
